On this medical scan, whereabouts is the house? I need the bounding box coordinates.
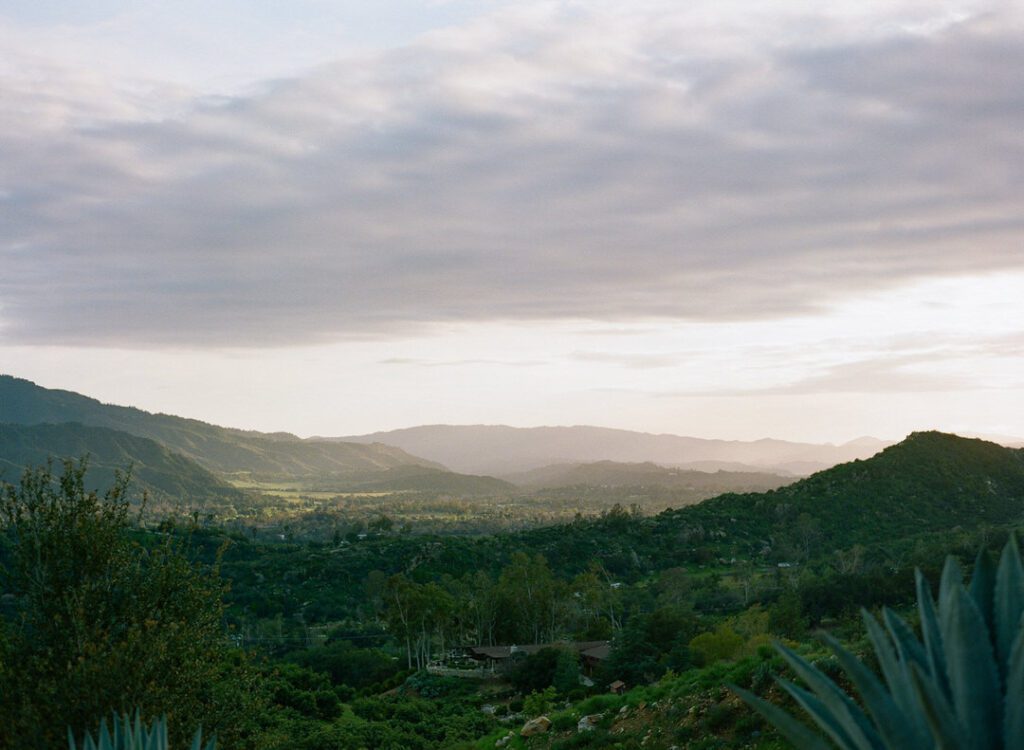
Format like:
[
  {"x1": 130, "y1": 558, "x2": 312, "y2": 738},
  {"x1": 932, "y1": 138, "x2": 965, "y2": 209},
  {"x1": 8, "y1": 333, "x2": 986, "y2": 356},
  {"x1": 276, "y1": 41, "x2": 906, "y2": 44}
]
[
  {"x1": 463, "y1": 640, "x2": 610, "y2": 672},
  {"x1": 608, "y1": 680, "x2": 626, "y2": 695}
]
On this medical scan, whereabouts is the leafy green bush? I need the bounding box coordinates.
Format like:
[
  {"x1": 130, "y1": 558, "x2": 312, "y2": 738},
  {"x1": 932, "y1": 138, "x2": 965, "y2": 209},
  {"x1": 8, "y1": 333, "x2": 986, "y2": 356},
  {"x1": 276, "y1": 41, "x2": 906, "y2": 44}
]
[
  {"x1": 68, "y1": 712, "x2": 214, "y2": 750},
  {"x1": 735, "y1": 536, "x2": 1024, "y2": 748},
  {"x1": 0, "y1": 460, "x2": 262, "y2": 749}
]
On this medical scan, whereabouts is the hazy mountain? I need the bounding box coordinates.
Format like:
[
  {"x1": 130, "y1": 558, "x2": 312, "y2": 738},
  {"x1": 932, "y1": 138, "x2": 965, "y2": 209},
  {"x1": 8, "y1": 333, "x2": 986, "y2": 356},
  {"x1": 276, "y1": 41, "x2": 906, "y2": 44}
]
[
  {"x1": 0, "y1": 422, "x2": 241, "y2": 504},
  {"x1": 0, "y1": 375, "x2": 439, "y2": 481},
  {"x1": 506, "y1": 460, "x2": 791, "y2": 493},
  {"x1": 338, "y1": 424, "x2": 892, "y2": 476}
]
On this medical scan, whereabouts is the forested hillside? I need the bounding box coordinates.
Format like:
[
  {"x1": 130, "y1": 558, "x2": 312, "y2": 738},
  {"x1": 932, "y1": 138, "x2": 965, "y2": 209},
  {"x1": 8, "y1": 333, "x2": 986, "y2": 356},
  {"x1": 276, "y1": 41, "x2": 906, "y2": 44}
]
[
  {"x1": 509, "y1": 460, "x2": 790, "y2": 491},
  {"x1": 0, "y1": 422, "x2": 241, "y2": 505}
]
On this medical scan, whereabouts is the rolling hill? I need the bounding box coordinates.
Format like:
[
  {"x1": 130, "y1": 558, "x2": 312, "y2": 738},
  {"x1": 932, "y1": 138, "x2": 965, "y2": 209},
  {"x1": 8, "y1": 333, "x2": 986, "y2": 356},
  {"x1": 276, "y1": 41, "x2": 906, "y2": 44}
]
[
  {"x1": 506, "y1": 460, "x2": 791, "y2": 493},
  {"x1": 0, "y1": 375, "x2": 440, "y2": 482},
  {"x1": 337, "y1": 424, "x2": 892, "y2": 476},
  {"x1": 0, "y1": 422, "x2": 242, "y2": 504},
  {"x1": 516, "y1": 431, "x2": 1024, "y2": 568}
]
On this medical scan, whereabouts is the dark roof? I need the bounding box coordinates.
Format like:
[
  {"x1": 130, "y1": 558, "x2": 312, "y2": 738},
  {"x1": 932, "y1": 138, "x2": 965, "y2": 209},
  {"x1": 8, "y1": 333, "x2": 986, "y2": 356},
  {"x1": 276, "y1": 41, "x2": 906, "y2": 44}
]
[
  {"x1": 465, "y1": 640, "x2": 609, "y2": 660},
  {"x1": 580, "y1": 643, "x2": 610, "y2": 661}
]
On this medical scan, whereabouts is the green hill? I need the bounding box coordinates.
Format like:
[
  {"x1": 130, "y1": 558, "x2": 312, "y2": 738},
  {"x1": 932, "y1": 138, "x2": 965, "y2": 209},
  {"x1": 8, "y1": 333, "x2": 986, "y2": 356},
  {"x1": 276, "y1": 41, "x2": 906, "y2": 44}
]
[
  {"x1": 508, "y1": 460, "x2": 791, "y2": 492},
  {"x1": 0, "y1": 422, "x2": 242, "y2": 505},
  {"x1": 487, "y1": 432, "x2": 1024, "y2": 575},
  {"x1": 0, "y1": 375, "x2": 441, "y2": 482},
  {"x1": 666, "y1": 430, "x2": 1024, "y2": 551}
]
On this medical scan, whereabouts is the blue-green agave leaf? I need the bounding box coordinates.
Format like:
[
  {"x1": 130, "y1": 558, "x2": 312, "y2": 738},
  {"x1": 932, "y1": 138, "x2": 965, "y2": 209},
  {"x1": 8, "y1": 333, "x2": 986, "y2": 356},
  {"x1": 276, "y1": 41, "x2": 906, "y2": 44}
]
[
  {"x1": 908, "y1": 662, "x2": 970, "y2": 750},
  {"x1": 995, "y1": 534, "x2": 1024, "y2": 679},
  {"x1": 730, "y1": 684, "x2": 832, "y2": 750},
  {"x1": 776, "y1": 677, "x2": 863, "y2": 750},
  {"x1": 1004, "y1": 623, "x2": 1024, "y2": 745},
  {"x1": 821, "y1": 630, "x2": 927, "y2": 749},
  {"x1": 775, "y1": 643, "x2": 883, "y2": 750},
  {"x1": 940, "y1": 586, "x2": 1001, "y2": 750},
  {"x1": 969, "y1": 548, "x2": 996, "y2": 637},
  {"x1": 916, "y1": 568, "x2": 950, "y2": 700}
]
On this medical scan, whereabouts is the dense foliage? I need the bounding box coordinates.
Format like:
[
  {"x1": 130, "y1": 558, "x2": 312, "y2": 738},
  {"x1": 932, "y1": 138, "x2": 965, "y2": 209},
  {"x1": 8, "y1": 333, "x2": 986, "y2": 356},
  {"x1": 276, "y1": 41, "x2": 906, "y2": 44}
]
[{"x1": 0, "y1": 460, "x2": 261, "y2": 750}]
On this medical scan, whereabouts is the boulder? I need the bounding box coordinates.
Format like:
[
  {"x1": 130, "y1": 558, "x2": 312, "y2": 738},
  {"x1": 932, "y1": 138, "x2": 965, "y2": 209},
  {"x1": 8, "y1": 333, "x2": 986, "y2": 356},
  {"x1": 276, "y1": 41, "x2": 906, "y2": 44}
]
[
  {"x1": 578, "y1": 714, "x2": 602, "y2": 732},
  {"x1": 520, "y1": 716, "x2": 552, "y2": 737}
]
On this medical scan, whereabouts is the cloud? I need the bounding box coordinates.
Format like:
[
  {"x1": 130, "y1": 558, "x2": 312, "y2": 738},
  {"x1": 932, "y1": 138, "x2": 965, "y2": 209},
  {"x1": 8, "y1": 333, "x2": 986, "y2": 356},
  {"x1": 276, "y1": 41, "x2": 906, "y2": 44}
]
[{"x1": 1, "y1": 3, "x2": 1023, "y2": 346}]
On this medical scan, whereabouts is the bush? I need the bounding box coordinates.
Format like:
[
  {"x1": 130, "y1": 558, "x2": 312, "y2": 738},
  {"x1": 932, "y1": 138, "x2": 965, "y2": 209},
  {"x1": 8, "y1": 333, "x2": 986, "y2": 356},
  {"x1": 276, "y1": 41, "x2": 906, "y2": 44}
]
[{"x1": 0, "y1": 460, "x2": 261, "y2": 750}]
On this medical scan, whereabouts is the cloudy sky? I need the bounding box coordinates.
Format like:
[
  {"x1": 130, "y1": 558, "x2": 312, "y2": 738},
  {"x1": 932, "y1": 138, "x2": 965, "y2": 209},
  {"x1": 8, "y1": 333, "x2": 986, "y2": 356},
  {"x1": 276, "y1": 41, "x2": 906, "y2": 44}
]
[{"x1": 2, "y1": 0, "x2": 1022, "y2": 442}]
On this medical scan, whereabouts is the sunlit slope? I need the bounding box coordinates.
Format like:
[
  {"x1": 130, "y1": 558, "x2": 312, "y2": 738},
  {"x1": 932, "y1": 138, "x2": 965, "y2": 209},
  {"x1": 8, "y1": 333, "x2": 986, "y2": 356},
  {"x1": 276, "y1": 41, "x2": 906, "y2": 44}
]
[{"x1": 0, "y1": 375, "x2": 441, "y2": 480}]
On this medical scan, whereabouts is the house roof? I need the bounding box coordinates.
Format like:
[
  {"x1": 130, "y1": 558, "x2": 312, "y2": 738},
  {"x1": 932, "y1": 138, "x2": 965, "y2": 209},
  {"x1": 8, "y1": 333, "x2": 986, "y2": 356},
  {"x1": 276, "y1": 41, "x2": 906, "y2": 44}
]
[{"x1": 465, "y1": 640, "x2": 610, "y2": 661}]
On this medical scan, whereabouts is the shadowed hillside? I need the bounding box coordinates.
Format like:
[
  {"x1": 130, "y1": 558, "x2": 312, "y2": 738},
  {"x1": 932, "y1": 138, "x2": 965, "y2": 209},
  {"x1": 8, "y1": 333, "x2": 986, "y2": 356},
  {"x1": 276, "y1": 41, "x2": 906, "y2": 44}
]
[
  {"x1": 0, "y1": 422, "x2": 242, "y2": 504},
  {"x1": 507, "y1": 460, "x2": 791, "y2": 492}
]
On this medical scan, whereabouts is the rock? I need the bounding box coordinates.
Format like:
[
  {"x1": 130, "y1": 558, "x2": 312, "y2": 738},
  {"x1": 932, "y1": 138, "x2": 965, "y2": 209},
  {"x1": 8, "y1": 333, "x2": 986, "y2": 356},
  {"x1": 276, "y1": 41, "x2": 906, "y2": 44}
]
[
  {"x1": 481, "y1": 704, "x2": 497, "y2": 715},
  {"x1": 520, "y1": 716, "x2": 552, "y2": 737},
  {"x1": 578, "y1": 714, "x2": 602, "y2": 732}
]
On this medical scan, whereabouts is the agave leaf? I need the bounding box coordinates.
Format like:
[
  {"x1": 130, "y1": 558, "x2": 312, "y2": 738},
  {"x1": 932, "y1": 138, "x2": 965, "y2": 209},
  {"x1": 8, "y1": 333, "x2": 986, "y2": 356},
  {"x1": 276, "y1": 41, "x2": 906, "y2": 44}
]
[
  {"x1": 776, "y1": 677, "x2": 864, "y2": 749},
  {"x1": 995, "y1": 534, "x2": 1024, "y2": 678},
  {"x1": 916, "y1": 569, "x2": 950, "y2": 699},
  {"x1": 820, "y1": 631, "x2": 927, "y2": 749},
  {"x1": 775, "y1": 644, "x2": 883, "y2": 750},
  {"x1": 969, "y1": 548, "x2": 996, "y2": 637},
  {"x1": 937, "y1": 557, "x2": 962, "y2": 614},
  {"x1": 908, "y1": 662, "x2": 970, "y2": 750},
  {"x1": 1004, "y1": 623, "x2": 1024, "y2": 745},
  {"x1": 730, "y1": 684, "x2": 832, "y2": 750},
  {"x1": 940, "y1": 586, "x2": 1001, "y2": 750}
]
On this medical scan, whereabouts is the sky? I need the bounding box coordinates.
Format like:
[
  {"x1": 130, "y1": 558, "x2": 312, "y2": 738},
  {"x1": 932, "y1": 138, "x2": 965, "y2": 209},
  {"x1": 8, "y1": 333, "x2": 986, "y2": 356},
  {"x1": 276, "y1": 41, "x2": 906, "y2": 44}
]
[{"x1": 1, "y1": 0, "x2": 1022, "y2": 443}]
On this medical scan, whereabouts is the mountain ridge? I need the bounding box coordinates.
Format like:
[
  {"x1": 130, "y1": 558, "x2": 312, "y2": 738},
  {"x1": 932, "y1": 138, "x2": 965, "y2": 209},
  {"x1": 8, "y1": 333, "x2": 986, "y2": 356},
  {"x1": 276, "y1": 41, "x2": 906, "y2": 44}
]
[
  {"x1": 0, "y1": 375, "x2": 440, "y2": 481},
  {"x1": 336, "y1": 424, "x2": 894, "y2": 476}
]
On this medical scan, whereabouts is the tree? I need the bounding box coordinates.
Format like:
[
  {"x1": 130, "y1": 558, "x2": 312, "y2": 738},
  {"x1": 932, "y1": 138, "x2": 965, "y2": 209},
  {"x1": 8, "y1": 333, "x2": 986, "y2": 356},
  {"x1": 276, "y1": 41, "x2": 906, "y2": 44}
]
[{"x1": 0, "y1": 459, "x2": 260, "y2": 750}]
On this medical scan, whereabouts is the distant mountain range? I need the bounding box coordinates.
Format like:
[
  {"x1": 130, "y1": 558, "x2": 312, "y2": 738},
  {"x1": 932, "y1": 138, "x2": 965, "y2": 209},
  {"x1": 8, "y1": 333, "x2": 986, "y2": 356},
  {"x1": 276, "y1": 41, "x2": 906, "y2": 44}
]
[
  {"x1": 338, "y1": 424, "x2": 894, "y2": 476},
  {"x1": 0, "y1": 376, "x2": 506, "y2": 495}
]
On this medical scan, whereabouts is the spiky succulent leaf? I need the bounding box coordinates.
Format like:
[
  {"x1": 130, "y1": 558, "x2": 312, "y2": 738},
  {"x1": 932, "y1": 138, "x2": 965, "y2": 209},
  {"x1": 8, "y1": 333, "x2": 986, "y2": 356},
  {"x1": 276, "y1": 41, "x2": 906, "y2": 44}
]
[
  {"x1": 820, "y1": 631, "x2": 927, "y2": 749},
  {"x1": 940, "y1": 585, "x2": 1001, "y2": 749},
  {"x1": 907, "y1": 662, "x2": 971, "y2": 750},
  {"x1": 1005, "y1": 625, "x2": 1024, "y2": 744},
  {"x1": 916, "y1": 568, "x2": 951, "y2": 700},
  {"x1": 969, "y1": 548, "x2": 996, "y2": 635},
  {"x1": 995, "y1": 535, "x2": 1024, "y2": 678},
  {"x1": 774, "y1": 644, "x2": 883, "y2": 750},
  {"x1": 729, "y1": 685, "x2": 832, "y2": 750}
]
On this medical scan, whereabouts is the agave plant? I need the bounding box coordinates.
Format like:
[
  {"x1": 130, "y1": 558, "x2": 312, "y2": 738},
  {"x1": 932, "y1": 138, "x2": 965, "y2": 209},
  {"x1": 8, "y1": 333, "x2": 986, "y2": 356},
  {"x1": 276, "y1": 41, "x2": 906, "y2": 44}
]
[
  {"x1": 68, "y1": 711, "x2": 215, "y2": 750},
  {"x1": 734, "y1": 536, "x2": 1024, "y2": 749}
]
